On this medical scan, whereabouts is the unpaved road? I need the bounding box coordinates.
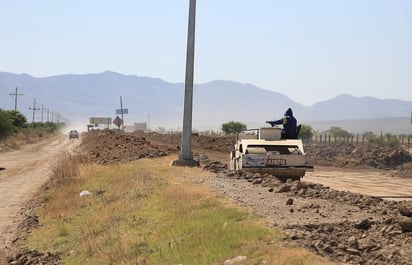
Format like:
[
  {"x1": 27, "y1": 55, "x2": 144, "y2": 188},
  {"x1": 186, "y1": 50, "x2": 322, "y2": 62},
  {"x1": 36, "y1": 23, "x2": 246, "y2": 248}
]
[
  {"x1": 0, "y1": 135, "x2": 78, "y2": 263},
  {"x1": 305, "y1": 166, "x2": 412, "y2": 200}
]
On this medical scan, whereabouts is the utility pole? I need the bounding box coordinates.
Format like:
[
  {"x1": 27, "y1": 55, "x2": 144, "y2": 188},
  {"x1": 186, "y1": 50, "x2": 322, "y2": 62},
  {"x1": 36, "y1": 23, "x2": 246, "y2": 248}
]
[
  {"x1": 9, "y1": 87, "x2": 23, "y2": 112},
  {"x1": 120, "y1": 96, "x2": 125, "y2": 130},
  {"x1": 46, "y1": 108, "x2": 50, "y2": 122},
  {"x1": 172, "y1": 0, "x2": 199, "y2": 167},
  {"x1": 29, "y1": 98, "x2": 40, "y2": 128},
  {"x1": 147, "y1": 113, "x2": 150, "y2": 131},
  {"x1": 41, "y1": 104, "x2": 44, "y2": 123},
  {"x1": 55, "y1": 112, "x2": 60, "y2": 123}
]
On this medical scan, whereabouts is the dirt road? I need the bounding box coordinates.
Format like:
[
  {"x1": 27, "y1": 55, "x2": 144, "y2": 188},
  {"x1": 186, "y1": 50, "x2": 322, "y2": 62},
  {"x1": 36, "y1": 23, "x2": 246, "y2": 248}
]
[
  {"x1": 0, "y1": 135, "x2": 77, "y2": 263},
  {"x1": 304, "y1": 166, "x2": 412, "y2": 200}
]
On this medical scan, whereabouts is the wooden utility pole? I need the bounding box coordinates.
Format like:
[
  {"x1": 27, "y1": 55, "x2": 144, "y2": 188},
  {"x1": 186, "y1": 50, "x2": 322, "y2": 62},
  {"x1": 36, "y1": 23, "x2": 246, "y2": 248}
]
[
  {"x1": 46, "y1": 108, "x2": 50, "y2": 122},
  {"x1": 120, "y1": 96, "x2": 125, "y2": 130},
  {"x1": 9, "y1": 87, "x2": 23, "y2": 112},
  {"x1": 29, "y1": 98, "x2": 40, "y2": 128},
  {"x1": 41, "y1": 104, "x2": 44, "y2": 123}
]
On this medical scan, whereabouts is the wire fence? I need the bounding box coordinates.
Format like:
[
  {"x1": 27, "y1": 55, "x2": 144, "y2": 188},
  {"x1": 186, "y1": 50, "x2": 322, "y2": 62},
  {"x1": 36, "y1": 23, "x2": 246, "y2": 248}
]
[{"x1": 304, "y1": 133, "x2": 412, "y2": 151}]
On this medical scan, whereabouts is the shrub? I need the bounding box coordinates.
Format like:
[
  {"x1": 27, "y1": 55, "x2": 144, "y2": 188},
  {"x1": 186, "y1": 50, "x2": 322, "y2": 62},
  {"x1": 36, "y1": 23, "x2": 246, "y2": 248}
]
[
  {"x1": 368, "y1": 134, "x2": 400, "y2": 148},
  {"x1": 299, "y1": 124, "x2": 314, "y2": 140},
  {"x1": 221, "y1": 121, "x2": 247, "y2": 135},
  {"x1": 329, "y1": 126, "x2": 352, "y2": 138},
  {"x1": 0, "y1": 109, "x2": 28, "y2": 139}
]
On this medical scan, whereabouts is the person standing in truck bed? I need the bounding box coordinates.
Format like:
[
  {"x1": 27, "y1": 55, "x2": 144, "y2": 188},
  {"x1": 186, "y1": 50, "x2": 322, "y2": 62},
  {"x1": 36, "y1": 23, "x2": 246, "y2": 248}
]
[{"x1": 266, "y1": 107, "x2": 298, "y2": 139}]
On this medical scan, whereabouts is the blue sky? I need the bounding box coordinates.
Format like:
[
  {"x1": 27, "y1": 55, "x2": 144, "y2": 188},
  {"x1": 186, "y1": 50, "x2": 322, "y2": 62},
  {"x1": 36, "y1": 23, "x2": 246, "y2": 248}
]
[{"x1": 1, "y1": 0, "x2": 411, "y2": 106}]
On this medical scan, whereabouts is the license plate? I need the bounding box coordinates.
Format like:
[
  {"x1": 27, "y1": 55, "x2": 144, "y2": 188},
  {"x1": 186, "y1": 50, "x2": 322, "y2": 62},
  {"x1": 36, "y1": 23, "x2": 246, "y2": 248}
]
[{"x1": 266, "y1": 158, "x2": 286, "y2": 166}]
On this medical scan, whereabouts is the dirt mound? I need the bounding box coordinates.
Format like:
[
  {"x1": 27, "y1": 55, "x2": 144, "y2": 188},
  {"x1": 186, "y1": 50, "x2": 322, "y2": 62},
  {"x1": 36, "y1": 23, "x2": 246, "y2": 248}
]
[
  {"x1": 79, "y1": 129, "x2": 178, "y2": 164},
  {"x1": 305, "y1": 143, "x2": 412, "y2": 170},
  {"x1": 142, "y1": 132, "x2": 234, "y2": 153}
]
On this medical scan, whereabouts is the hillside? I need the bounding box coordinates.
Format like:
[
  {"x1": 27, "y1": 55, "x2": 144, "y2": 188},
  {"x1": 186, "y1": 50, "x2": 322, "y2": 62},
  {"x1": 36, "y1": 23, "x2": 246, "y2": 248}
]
[{"x1": 0, "y1": 71, "x2": 411, "y2": 133}]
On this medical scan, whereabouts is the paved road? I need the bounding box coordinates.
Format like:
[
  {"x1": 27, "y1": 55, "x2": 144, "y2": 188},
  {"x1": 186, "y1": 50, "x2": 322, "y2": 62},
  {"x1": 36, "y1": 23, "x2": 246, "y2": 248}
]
[{"x1": 0, "y1": 135, "x2": 77, "y2": 263}]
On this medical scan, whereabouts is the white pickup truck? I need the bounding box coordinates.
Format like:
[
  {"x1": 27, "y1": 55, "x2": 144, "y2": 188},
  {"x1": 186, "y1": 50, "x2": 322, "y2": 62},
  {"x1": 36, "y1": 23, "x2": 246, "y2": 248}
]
[{"x1": 230, "y1": 127, "x2": 313, "y2": 181}]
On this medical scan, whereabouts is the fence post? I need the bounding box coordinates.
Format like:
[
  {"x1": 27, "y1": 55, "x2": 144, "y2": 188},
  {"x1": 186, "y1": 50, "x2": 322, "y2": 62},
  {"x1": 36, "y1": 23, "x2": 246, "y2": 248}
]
[{"x1": 356, "y1": 134, "x2": 359, "y2": 145}]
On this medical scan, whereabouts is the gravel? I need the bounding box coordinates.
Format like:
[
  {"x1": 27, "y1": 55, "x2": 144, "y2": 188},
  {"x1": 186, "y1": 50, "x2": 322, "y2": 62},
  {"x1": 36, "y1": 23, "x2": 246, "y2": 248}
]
[{"x1": 201, "y1": 163, "x2": 412, "y2": 265}]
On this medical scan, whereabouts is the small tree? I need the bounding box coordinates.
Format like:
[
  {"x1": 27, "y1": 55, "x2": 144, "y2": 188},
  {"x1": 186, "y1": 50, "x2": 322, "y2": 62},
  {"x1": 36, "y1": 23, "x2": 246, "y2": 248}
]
[
  {"x1": 363, "y1": 131, "x2": 375, "y2": 140},
  {"x1": 299, "y1": 124, "x2": 314, "y2": 140},
  {"x1": 329, "y1": 126, "x2": 351, "y2": 138},
  {"x1": 221, "y1": 121, "x2": 247, "y2": 135}
]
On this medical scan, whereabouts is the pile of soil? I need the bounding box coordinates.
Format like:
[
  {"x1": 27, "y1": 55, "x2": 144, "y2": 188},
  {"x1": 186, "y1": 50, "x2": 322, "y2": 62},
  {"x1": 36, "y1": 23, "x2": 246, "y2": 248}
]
[
  {"x1": 78, "y1": 129, "x2": 178, "y2": 164},
  {"x1": 305, "y1": 143, "x2": 412, "y2": 170},
  {"x1": 141, "y1": 131, "x2": 234, "y2": 153}
]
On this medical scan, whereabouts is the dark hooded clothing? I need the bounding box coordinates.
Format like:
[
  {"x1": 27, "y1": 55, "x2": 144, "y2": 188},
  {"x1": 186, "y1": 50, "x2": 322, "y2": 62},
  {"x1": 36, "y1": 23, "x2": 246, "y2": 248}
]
[{"x1": 269, "y1": 108, "x2": 297, "y2": 139}]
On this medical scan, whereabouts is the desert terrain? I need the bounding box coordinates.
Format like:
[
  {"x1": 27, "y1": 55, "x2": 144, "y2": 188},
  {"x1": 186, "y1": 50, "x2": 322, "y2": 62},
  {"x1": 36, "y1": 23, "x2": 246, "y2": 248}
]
[{"x1": 2, "y1": 129, "x2": 412, "y2": 264}]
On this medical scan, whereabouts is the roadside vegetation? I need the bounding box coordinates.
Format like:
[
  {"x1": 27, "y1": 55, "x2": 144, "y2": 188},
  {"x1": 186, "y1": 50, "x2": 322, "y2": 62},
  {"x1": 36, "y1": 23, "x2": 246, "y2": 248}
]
[
  {"x1": 0, "y1": 109, "x2": 27, "y2": 139},
  {"x1": 221, "y1": 121, "x2": 247, "y2": 135},
  {"x1": 308, "y1": 126, "x2": 407, "y2": 148},
  {"x1": 24, "y1": 155, "x2": 334, "y2": 265},
  {"x1": 0, "y1": 109, "x2": 65, "y2": 150}
]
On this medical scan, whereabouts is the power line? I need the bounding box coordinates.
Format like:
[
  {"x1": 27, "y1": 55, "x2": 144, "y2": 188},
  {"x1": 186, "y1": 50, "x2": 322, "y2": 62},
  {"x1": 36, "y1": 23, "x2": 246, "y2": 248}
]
[{"x1": 9, "y1": 87, "x2": 23, "y2": 112}]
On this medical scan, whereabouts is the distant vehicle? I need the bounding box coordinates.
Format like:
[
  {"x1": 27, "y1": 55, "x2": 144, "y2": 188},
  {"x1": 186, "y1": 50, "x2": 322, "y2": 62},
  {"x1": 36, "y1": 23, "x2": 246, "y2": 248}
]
[{"x1": 69, "y1": 130, "x2": 79, "y2": 139}]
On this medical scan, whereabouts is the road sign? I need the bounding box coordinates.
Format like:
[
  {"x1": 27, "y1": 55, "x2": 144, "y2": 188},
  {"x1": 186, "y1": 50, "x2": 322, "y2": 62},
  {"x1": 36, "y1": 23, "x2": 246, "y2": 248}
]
[
  {"x1": 113, "y1": 116, "x2": 123, "y2": 127},
  {"x1": 116, "y1": 109, "x2": 128, "y2": 115},
  {"x1": 90, "y1": 117, "x2": 112, "y2": 124}
]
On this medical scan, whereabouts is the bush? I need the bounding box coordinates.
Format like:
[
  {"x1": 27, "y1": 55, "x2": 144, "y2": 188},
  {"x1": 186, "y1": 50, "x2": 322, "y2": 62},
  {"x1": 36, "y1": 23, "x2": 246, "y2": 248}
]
[
  {"x1": 221, "y1": 121, "x2": 247, "y2": 135},
  {"x1": 329, "y1": 126, "x2": 352, "y2": 138},
  {"x1": 299, "y1": 124, "x2": 314, "y2": 140},
  {"x1": 0, "y1": 109, "x2": 27, "y2": 139},
  {"x1": 368, "y1": 134, "x2": 400, "y2": 148}
]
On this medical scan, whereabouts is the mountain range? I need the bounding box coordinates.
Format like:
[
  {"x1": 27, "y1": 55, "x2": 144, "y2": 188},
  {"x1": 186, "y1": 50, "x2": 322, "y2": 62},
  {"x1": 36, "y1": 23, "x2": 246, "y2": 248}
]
[{"x1": 0, "y1": 71, "x2": 411, "y2": 134}]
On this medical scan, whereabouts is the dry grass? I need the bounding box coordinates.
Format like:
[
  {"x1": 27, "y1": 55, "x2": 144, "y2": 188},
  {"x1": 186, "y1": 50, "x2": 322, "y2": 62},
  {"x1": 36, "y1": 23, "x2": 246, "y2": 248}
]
[
  {"x1": 26, "y1": 156, "x2": 336, "y2": 265},
  {"x1": 49, "y1": 152, "x2": 80, "y2": 187}
]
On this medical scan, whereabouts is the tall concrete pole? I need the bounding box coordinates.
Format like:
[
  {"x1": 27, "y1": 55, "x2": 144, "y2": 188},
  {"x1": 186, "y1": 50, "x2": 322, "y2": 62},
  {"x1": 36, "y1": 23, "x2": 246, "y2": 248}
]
[
  {"x1": 180, "y1": 0, "x2": 196, "y2": 161},
  {"x1": 172, "y1": 0, "x2": 199, "y2": 166}
]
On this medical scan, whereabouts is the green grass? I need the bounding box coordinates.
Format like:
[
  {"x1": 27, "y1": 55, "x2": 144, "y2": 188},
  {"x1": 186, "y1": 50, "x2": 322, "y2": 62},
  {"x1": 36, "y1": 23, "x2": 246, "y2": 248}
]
[{"x1": 25, "y1": 156, "x2": 335, "y2": 265}]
